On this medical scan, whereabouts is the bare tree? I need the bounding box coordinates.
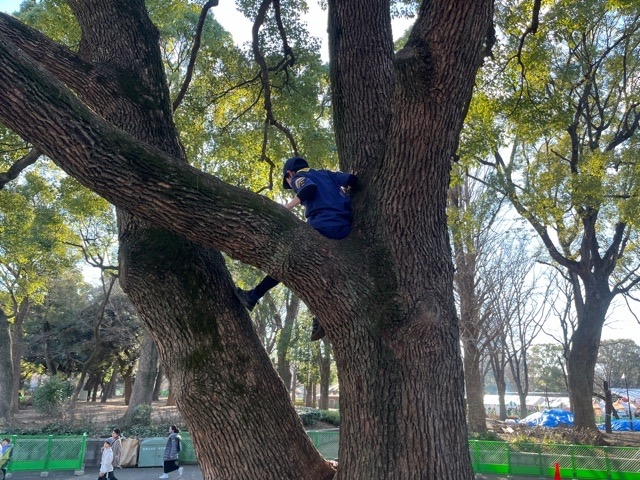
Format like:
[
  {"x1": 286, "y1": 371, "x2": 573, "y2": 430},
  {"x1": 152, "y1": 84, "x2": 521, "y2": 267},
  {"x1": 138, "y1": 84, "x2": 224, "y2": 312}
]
[
  {"x1": 450, "y1": 167, "x2": 504, "y2": 433},
  {"x1": 488, "y1": 231, "x2": 546, "y2": 418}
]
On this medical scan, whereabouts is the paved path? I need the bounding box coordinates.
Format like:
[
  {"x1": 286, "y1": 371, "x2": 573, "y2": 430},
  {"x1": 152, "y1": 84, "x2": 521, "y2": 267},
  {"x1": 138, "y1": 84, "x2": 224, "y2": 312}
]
[
  {"x1": 3, "y1": 468, "x2": 591, "y2": 480},
  {"x1": 7, "y1": 465, "x2": 203, "y2": 480}
]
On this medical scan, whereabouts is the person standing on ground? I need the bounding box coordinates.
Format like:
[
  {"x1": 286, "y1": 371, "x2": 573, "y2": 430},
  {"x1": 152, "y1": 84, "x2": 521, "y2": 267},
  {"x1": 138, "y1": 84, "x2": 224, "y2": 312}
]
[
  {"x1": 159, "y1": 425, "x2": 182, "y2": 479},
  {"x1": 0, "y1": 438, "x2": 12, "y2": 480},
  {"x1": 236, "y1": 156, "x2": 358, "y2": 341},
  {"x1": 110, "y1": 429, "x2": 122, "y2": 470},
  {"x1": 98, "y1": 438, "x2": 116, "y2": 480}
]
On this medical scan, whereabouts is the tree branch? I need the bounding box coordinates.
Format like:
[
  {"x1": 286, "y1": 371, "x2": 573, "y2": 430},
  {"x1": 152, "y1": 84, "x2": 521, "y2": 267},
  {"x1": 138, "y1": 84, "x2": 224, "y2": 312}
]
[
  {"x1": 0, "y1": 148, "x2": 40, "y2": 189},
  {"x1": 252, "y1": 0, "x2": 298, "y2": 159},
  {"x1": 494, "y1": 150, "x2": 579, "y2": 272},
  {"x1": 601, "y1": 222, "x2": 626, "y2": 274},
  {"x1": 0, "y1": 31, "x2": 362, "y2": 304},
  {"x1": 0, "y1": 13, "x2": 117, "y2": 101},
  {"x1": 172, "y1": 0, "x2": 219, "y2": 112},
  {"x1": 515, "y1": 0, "x2": 541, "y2": 71}
]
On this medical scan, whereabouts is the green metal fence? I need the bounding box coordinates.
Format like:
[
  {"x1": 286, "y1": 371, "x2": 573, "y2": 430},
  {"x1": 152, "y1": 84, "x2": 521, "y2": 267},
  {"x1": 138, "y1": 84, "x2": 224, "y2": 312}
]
[
  {"x1": 469, "y1": 440, "x2": 640, "y2": 479},
  {"x1": 306, "y1": 433, "x2": 640, "y2": 479},
  {"x1": 177, "y1": 432, "x2": 197, "y2": 463},
  {"x1": 7, "y1": 431, "x2": 637, "y2": 479},
  {"x1": 307, "y1": 429, "x2": 339, "y2": 460},
  {"x1": 5, "y1": 434, "x2": 87, "y2": 474}
]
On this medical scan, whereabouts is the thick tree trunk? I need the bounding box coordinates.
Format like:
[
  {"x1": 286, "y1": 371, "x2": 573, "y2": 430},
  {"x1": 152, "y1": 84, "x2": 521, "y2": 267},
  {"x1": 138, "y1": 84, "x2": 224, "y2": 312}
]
[
  {"x1": 326, "y1": 0, "x2": 491, "y2": 474},
  {"x1": 0, "y1": 308, "x2": 14, "y2": 424},
  {"x1": 568, "y1": 296, "x2": 610, "y2": 431}
]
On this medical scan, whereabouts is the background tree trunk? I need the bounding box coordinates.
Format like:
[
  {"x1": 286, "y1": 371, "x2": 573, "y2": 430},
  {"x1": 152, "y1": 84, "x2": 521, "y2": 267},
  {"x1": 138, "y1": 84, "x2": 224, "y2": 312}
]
[
  {"x1": 123, "y1": 368, "x2": 133, "y2": 405},
  {"x1": 10, "y1": 298, "x2": 30, "y2": 413},
  {"x1": 102, "y1": 368, "x2": 118, "y2": 403},
  {"x1": 124, "y1": 333, "x2": 158, "y2": 423},
  {"x1": 317, "y1": 340, "x2": 332, "y2": 411},
  {"x1": 490, "y1": 349, "x2": 508, "y2": 421},
  {"x1": 463, "y1": 338, "x2": 487, "y2": 432},
  {"x1": 276, "y1": 295, "x2": 298, "y2": 392},
  {"x1": 0, "y1": 307, "x2": 14, "y2": 424},
  {"x1": 568, "y1": 295, "x2": 610, "y2": 430},
  {"x1": 152, "y1": 365, "x2": 163, "y2": 402}
]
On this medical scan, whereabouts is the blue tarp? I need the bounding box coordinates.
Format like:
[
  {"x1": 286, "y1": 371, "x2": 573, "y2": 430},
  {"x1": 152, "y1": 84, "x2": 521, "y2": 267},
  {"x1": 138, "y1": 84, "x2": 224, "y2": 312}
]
[
  {"x1": 520, "y1": 409, "x2": 574, "y2": 427},
  {"x1": 598, "y1": 419, "x2": 640, "y2": 431}
]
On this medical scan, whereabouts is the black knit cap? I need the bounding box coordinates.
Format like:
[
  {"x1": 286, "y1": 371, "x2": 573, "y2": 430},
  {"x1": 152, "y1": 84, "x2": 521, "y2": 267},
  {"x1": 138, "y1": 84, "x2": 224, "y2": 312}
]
[{"x1": 282, "y1": 157, "x2": 309, "y2": 189}]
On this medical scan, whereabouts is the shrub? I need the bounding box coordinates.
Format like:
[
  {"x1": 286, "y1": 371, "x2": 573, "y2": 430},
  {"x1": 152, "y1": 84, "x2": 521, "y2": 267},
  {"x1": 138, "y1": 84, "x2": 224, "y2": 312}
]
[
  {"x1": 319, "y1": 410, "x2": 340, "y2": 426},
  {"x1": 128, "y1": 404, "x2": 152, "y2": 427},
  {"x1": 32, "y1": 375, "x2": 73, "y2": 416},
  {"x1": 469, "y1": 430, "x2": 500, "y2": 441},
  {"x1": 296, "y1": 407, "x2": 322, "y2": 427}
]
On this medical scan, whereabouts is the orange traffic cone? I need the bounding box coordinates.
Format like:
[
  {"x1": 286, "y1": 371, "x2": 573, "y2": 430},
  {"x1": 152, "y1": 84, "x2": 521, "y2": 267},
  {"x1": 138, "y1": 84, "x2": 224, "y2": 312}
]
[{"x1": 554, "y1": 462, "x2": 561, "y2": 480}]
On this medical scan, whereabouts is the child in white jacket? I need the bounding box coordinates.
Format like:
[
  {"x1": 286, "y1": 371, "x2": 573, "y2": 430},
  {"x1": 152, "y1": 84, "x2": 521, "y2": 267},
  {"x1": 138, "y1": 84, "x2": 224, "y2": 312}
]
[{"x1": 98, "y1": 438, "x2": 115, "y2": 480}]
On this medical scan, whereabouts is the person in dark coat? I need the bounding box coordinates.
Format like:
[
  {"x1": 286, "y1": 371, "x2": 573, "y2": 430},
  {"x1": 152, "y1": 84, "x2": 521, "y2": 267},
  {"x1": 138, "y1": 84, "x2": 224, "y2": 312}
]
[{"x1": 158, "y1": 425, "x2": 182, "y2": 479}]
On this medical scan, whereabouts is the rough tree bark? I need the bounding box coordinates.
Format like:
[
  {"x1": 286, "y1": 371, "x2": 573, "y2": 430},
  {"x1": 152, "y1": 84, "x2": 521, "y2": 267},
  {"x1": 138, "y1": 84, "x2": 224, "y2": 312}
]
[
  {"x1": 567, "y1": 283, "x2": 612, "y2": 430},
  {"x1": 0, "y1": 0, "x2": 494, "y2": 477}
]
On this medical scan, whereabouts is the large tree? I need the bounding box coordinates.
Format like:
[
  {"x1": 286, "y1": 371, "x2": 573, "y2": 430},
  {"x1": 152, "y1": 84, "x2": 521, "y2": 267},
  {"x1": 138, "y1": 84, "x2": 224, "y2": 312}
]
[{"x1": 0, "y1": 0, "x2": 493, "y2": 478}]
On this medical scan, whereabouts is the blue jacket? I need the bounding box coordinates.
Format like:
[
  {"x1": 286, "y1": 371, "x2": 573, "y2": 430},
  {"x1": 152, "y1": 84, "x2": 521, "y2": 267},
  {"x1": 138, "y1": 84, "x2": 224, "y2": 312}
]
[{"x1": 290, "y1": 168, "x2": 356, "y2": 239}]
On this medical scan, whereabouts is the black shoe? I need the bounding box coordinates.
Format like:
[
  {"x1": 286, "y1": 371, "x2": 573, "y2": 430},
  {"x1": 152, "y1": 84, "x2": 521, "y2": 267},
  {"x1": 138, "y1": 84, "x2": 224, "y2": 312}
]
[
  {"x1": 236, "y1": 288, "x2": 257, "y2": 311},
  {"x1": 310, "y1": 317, "x2": 325, "y2": 341}
]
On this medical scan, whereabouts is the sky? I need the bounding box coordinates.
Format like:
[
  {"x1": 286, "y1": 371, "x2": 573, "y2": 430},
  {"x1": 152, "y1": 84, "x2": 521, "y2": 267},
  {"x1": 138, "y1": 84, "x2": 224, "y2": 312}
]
[{"x1": 2, "y1": 0, "x2": 640, "y2": 343}]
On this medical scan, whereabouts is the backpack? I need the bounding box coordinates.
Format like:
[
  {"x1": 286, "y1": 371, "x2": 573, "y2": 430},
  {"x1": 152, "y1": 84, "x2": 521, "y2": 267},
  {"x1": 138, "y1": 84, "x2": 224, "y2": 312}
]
[{"x1": 176, "y1": 438, "x2": 181, "y2": 453}]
